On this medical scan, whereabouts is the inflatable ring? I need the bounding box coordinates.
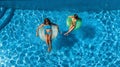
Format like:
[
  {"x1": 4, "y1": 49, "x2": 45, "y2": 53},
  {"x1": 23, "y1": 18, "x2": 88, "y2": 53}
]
[
  {"x1": 38, "y1": 25, "x2": 58, "y2": 41},
  {"x1": 67, "y1": 17, "x2": 82, "y2": 30}
]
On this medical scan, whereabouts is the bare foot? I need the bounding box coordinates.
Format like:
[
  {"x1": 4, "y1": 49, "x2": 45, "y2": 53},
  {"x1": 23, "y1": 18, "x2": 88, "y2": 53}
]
[
  {"x1": 64, "y1": 33, "x2": 68, "y2": 36},
  {"x1": 48, "y1": 48, "x2": 51, "y2": 52}
]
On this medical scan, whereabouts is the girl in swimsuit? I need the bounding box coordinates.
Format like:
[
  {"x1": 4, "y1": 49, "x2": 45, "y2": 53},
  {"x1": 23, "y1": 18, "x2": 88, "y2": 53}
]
[
  {"x1": 36, "y1": 18, "x2": 53, "y2": 52},
  {"x1": 64, "y1": 14, "x2": 79, "y2": 35}
]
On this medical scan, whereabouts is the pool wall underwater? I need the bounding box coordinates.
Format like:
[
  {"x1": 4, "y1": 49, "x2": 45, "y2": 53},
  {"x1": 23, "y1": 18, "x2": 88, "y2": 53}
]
[
  {"x1": 0, "y1": 0, "x2": 120, "y2": 10},
  {"x1": 0, "y1": 0, "x2": 120, "y2": 67}
]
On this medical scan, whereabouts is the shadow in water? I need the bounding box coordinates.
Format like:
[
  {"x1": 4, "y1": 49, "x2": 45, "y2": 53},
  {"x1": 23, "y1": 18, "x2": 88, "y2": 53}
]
[
  {"x1": 80, "y1": 25, "x2": 96, "y2": 39},
  {"x1": 0, "y1": 7, "x2": 7, "y2": 19},
  {"x1": 54, "y1": 31, "x2": 79, "y2": 50},
  {"x1": 0, "y1": 9, "x2": 15, "y2": 31}
]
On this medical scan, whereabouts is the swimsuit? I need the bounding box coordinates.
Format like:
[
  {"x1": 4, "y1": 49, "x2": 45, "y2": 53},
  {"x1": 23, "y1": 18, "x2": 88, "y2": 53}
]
[
  {"x1": 44, "y1": 25, "x2": 52, "y2": 35},
  {"x1": 72, "y1": 18, "x2": 76, "y2": 26}
]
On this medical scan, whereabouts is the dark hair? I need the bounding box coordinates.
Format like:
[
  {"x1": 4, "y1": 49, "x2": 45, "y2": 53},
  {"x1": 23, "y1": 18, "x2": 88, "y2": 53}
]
[
  {"x1": 74, "y1": 14, "x2": 79, "y2": 19},
  {"x1": 44, "y1": 18, "x2": 51, "y2": 25}
]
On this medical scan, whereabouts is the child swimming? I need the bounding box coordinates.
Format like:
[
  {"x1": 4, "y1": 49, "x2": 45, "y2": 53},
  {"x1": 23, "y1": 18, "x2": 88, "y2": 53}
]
[
  {"x1": 64, "y1": 14, "x2": 80, "y2": 35},
  {"x1": 36, "y1": 18, "x2": 59, "y2": 52}
]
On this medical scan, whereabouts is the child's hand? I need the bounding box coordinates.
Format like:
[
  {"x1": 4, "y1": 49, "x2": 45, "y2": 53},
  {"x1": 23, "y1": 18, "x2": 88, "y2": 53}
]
[
  {"x1": 60, "y1": 31, "x2": 62, "y2": 34},
  {"x1": 36, "y1": 33, "x2": 39, "y2": 37}
]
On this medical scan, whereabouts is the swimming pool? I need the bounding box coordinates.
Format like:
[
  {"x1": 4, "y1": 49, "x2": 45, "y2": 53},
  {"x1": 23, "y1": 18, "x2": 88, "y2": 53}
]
[{"x1": 0, "y1": 1, "x2": 120, "y2": 67}]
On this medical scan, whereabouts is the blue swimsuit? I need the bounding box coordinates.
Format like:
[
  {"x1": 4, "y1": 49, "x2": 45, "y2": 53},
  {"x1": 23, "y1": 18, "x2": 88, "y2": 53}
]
[{"x1": 44, "y1": 25, "x2": 52, "y2": 35}]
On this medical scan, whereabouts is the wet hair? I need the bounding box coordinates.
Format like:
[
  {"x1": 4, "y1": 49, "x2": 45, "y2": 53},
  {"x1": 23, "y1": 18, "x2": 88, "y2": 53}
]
[
  {"x1": 44, "y1": 18, "x2": 51, "y2": 25},
  {"x1": 74, "y1": 14, "x2": 79, "y2": 19}
]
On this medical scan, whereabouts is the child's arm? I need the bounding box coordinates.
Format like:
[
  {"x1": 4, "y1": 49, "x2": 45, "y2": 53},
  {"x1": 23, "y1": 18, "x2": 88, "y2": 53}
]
[
  {"x1": 68, "y1": 16, "x2": 74, "y2": 18},
  {"x1": 36, "y1": 24, "x2": 44, "y2": 36}
]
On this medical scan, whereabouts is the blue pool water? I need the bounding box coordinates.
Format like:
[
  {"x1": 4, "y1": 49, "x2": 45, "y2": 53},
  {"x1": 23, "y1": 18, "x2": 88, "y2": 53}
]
[{"x1": 0, "y1": 7, "x2": 120, "y2": 67}]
